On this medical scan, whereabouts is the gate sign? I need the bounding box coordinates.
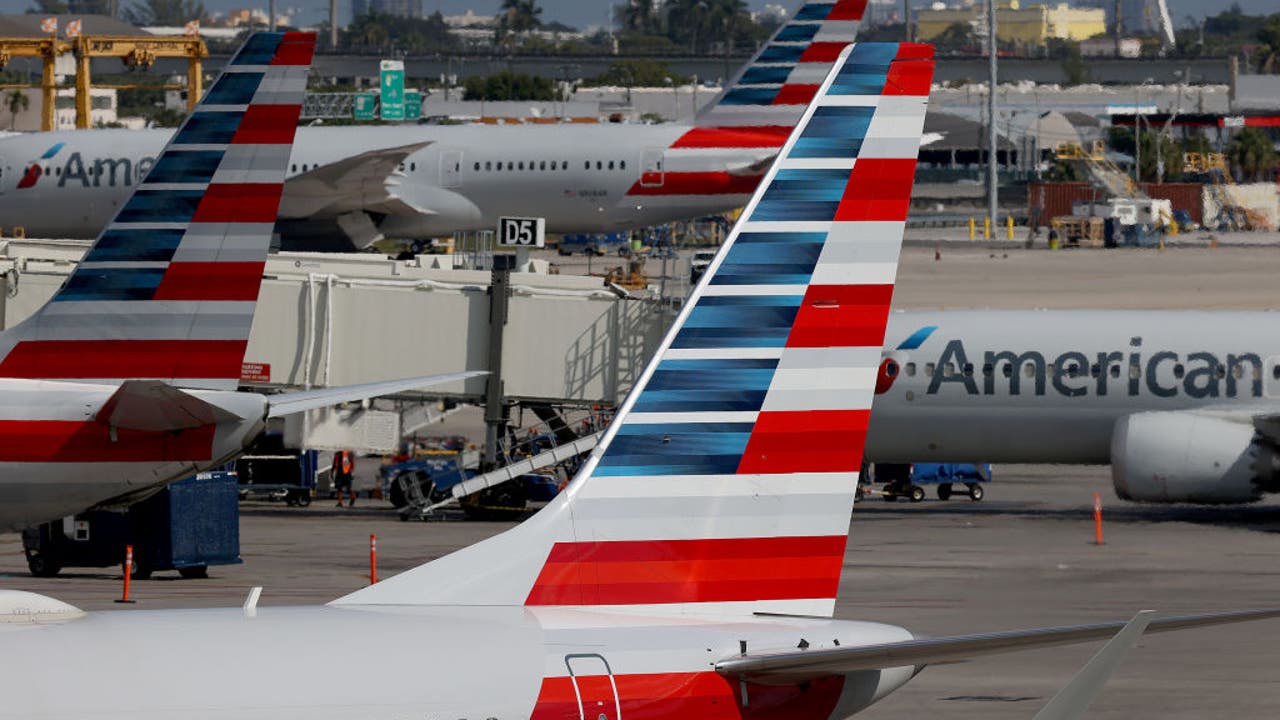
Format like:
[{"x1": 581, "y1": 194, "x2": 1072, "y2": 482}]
[
  {"x1": 405, "y1": 90, "x2": 421, "y2": 120},
  {"x1": 498, "y1": 217, "x2": 546, "y2": 247},
  {"x1": 380, "y1": 59, "x2": 405, "y2": 120},
  {"x1": 353, "y1": 93, "x2": 377, "y2": 120}
]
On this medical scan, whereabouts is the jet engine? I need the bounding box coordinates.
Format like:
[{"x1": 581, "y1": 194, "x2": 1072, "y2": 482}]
[{"x1": 1111, "y1": 412, "x2": 1280, "y2": 504}]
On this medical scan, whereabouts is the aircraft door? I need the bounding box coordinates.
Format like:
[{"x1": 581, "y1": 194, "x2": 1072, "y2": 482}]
[
  {"x1": 565, "y1": 654, "x2": 622, "y2": 720},
  {"x1": 640, "y1": 148, "x2": 664, "y2": 188},
  {"x1": 440, "y1": 149, "x2": 462, "y2": 188}
]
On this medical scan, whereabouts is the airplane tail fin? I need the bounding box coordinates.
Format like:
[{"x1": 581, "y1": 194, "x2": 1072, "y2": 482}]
[
  {"x1": 0, "y1": 32, "x2": 315, "y2": 390},
  {"x1": 333, "y1": 42, "x2": 936, "y2": 617},
  {"x1": 690, "y1": 0, "x2": 866, "y2": 137}
]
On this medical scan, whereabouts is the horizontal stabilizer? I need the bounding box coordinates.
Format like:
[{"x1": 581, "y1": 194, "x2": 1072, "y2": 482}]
[
  {"x1": 1031, "y1": 610, "x2": 1154, "y2": 720},
  {"x1": 266, "y1": 371, "x2": 484, "y2": 418},
  {"x1": 96, "y1": 380, "x2": 245, "y2": 431},
  {"x1": 279, "y1": 142, "x2": 431, "y2": 218},
  {"x1": 715, "y1": 608, "x2": 1280, "y2": 682}
]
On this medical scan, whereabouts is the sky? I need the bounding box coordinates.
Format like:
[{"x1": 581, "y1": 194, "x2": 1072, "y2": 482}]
[{"x1": 0, "y1": 0, "x2": 1274, "y2": 34}]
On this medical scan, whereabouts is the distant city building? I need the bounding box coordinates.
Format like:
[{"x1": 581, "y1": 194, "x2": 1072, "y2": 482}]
[
  {"x1": 1080, "y1": 36, "x2": 1141, "y2": 57},
  {"x1": 0, "y1": 88, "x2": 121, "y2": 132},
  {"x1": 352, "y1": 0, "x2": 422, "y2": 21},
  {"x1": 917, "y1": 2, "x2": 1106, "y2": 49}
]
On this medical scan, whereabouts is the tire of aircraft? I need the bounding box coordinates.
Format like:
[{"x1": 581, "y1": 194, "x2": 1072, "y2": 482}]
[
  {"x1": 909, "y1": 486, "x2": 926, "y2": 503},
  {"x1": 968, "y1": 484, "x2": 985, "y2": 501},
  {"x1": 937, "y1": 484, "x2": 953, "y2": 501}
]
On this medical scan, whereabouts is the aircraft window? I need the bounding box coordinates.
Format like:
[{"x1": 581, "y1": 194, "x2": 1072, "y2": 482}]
[
  {"x1": 550, "y1": 160, "x2": 557, "y2": 170},
  {"x1": 1173, "y1": 363, "x2": 1185, "y2": 379},
  {"x1": 962, "y1": 363, "x2": 974, "y2": 377},
  {"x1": 485, "y1": 161, "x2": 492, "y2": 171},
  {"x1": 585, "y1": 160, "x2": 590, "y2": 170},
  {"x1": 943, "y1": 362, "x2": 955, "y2": 377},
  {"x1": 596, "y1": 161, "x2": 603, "y2": 170},
  {"x1": 1046, "y1": 364, "x2": 1056, "y2": 377},
  {"x1": 563, "y1": 159, "x2": 568, "y2": 169},
  {"x1": 1216, "y1": 365, "x2": 1226, "y2": 379},
  {"x1": 55, "y1": 166, "x2": 60, "y2": 176},
  {"x1": 904, "y1": 362, "x2": 916, "y2": 377},
  {"x1": 1110, "y1": 365, "x2": 1121, "y2": 378},
  {"x1": 399, "y1": 163, "x2": 405, "y2": 171},
  {"x1": 1232, "y1": 364, "x2": 1244, "y2": 379},
  {"x1": 608, "y1": 160, "x2": 615, "y2": 170},
  {"x1": 540, "y1": 161, "x2": 546, "y2": 171},
  {"x1": 620, "y1": 160, "x2": 626, "y2": 170},
  {"x1": 518, "y1": 161, "x2": 524, "y2": 170},
  {"x1": 474, "y1": 162, "x2": 480, "y2": 171},
  {"x1": 1024, "y1": 364, "x2": 1035, "y2": 378},
  {"x1": 1090, "y1": 364, "x2": 1101, "y2": 378},
  {"x1": 1130, "y1": 365, "x2": 1141, "y2": 380},
  {"x1": 1066, "y1": 363, "x2": 1082, "y2": 378},
  {"x1": 981, "y1": 363, "x2": 993, "y2": 377},
  {"x1": 925, "y1": 362, "x2": 935, "y2": 377},
  {"x1": 1272, "y1": 365, "x2": 1280, "y2": 380},
  {"x1": 1002, "y1": 363, "x2": 1013, "y2": 378},
  {"x1": 411, "y1": 163, "x2": 416, "y2": 171}
]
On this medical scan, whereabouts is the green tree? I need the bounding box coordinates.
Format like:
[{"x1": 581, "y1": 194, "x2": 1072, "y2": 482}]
[
  {"x1": 6, "y1": 90, "x2": 29, "y2": 131},
  {"x1": 932, "y1": 22, "x2": 975, "y2": 53},
  {"x1": 615, "y1": 0, "x2": 659, "y2": 35},
  {"x1": 1226, "y1": 127, "x2": 1278, "y2": 181},
  {"x1": 1255, "y1": 15, "x2": 1280, "y2": 73},
  {"x1": 1060, "y1": 44, "x2": 1088, "y2": 86},
  {"x1": 462, "y1": 71, "x2": 556, "y2": 101},
  {"x1": 496, "y1": 0, "x2": 543, "y2": 41},
  {"x1": 589, "y1": 59, "x2": 688, "y2": 87}
]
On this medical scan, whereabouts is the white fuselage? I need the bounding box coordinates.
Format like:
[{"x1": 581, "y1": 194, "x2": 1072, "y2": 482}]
[
  {"x1": 868, "y1": 310, "x2": 1280, "y2": 463},
  {"x1": 0, "y1": 378, "x2": 266, "y2": 531},
  {"x1": 0, "y1": 124, "x2": 768, "y2": 242},
  {"x1": 0, "y1": 604, "x2": 914, "y2": 720}
]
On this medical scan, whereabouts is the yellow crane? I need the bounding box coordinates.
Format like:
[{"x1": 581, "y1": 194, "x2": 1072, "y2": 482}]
[{"x1": 0, "y1": 35, "x2": 206, "y2": 131}]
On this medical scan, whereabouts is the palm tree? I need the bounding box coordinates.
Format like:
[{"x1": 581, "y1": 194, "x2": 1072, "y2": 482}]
[
  {"x1": 615, "y1": 0, "x2": 658, "y2": 35},
  {"x1": 6, "y1": 90, "x2": 29, "y2": 131},
  {"x1": 1255, "y1": 16, "x2": 1280, "y2": 73},
  {"x1": 500, "y1": 0, "x2": 543, "y2": 33},
  {"x1": 1226, "y1": 127, "x2": 1277, "y2": 182}
]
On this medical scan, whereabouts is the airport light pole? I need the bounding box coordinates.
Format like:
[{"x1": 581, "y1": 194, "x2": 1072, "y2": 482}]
[{"x1": 987, "y1": 0, "x2": 998, "y2": 237}]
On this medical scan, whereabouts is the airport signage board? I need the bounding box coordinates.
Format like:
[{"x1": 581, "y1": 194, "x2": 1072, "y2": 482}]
[
  {"x1": 498, "y1": 216, "x2": 546, "y2": 248},
  {"x1": 353, "y1": 93, "x2": 377, "y2": 120},
  {"x1": 380, "y1": 60, "x2": 405, "y2": 121},
  {"x1": 405, "y1": 90, "x2": 421, "y2": 120}
]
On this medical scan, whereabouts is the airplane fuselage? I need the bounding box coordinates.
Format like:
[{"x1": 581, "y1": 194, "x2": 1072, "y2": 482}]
[
  {"x1": 869, "y1": 310, "x2": 1280, "y2": 464},
  {"x1": 0, "y1": 604, "x2": 914, "y2": 720},
  {"x1": 0, "y1": 124, "x2": 768, "y2": 242},
  {"x1": 0, "y1": 378, "x2": 266, "y2": 531}
]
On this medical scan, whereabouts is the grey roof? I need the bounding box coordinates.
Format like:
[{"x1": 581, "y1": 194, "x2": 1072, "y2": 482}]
[
  {"x1": 922, "y1": 111, "x2": 1016, "y2": 151},
  {"x1": 0, "y1": 14, "x2": 149, "y2": 37}
]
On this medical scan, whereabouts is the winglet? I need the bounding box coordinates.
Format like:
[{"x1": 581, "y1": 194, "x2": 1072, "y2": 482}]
[{"x1": 1031, "y1": 610, "x2": 1155, "y2": 720}]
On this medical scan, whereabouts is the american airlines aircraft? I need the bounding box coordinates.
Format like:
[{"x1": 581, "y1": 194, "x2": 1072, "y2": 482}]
[
  {"x1": 869, "y1": 311, "x2": 1280, "y2": 503},
  {"x1": 0, "y1": 32, "x2": 477, "y2": 532},
  {"x1": 0, "y1": 0, "x2": 866, "y2": 250},
  {"x1": 4, "y1": 42, "x2": 1279, "y2": 720}
]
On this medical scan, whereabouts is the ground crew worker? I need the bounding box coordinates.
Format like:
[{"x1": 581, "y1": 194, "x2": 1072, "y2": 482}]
[{"x1": 332, "y1": 449, "x2": 356, "y2": 507}]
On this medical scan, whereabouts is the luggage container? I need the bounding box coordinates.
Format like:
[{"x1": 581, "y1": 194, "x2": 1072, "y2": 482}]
[{"x1": 22, "y1": 471, "x2": 242, "y2": 579}]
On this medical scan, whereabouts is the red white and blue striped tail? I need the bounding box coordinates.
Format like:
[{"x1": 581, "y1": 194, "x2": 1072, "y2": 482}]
[
  {"x1": 334, "y1": 42, "x2": 936, "y2": 617},
  {"x1": 0, "y1": 32, "x2": 315, "y2": 390},
  {"x1": 692, "y1": 0, "x2": 866, "y2": 137}
]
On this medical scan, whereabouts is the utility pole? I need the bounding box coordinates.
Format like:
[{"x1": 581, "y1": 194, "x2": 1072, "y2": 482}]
[
  {"x1": 483, "y1": 255, "x2": 514, "y2": 471},
  {"x1": 329, "y1": 0, "x2": 339, "y2": 50},
  {"x1": 904, "y1": 0, "x2": 912, "y2": 42},
  {"x1": 987, "y1": 0, "x2": 998, "y2": 238},
  {"x1": 269, "y1": 0, "x2": 277, "y2": 30},
  {"x1": 1113, "y1": 0, "x2": 1123, "y2": 57}
]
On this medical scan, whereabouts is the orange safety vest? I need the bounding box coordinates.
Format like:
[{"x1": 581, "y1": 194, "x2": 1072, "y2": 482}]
[{"x1": 333, "y1": 451, "x2": 353, "y2": 475}]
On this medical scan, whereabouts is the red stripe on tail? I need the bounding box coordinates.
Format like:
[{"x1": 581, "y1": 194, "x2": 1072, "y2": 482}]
[
  {"x1": 525, "y1": 536, "x2": 846, "y2": 605},
  {"x1": 153, "y1": 261, "x2": 266, "y2": 301},
  {"x1": 270, "y1": 32, "x2": 317, "y2": 65},
  {"x1": 799, "y1": 42, "x2": 850, "y2": 63},
  {"x1": 193, "y1": 183, "x2": 284, "y2": 223},
  {"x1": 231, "y1": 104, "x2": 302, "y2": 145},
  {"x1": 738, "y1": 410, "x2": 870, "y2": 474},
  {"x1": 786, "y1": 284, "x2": 895, "y2": 348},
  {"x1": 833, "y1": 158, "x2": 918, "y2": 222},
  {"x1": 0, "y1": 339, "x2": 248, "y2": 380},
  {"x1": 884, "y1": 58, "x2": 936, "y2": 96},
  {"x1": 771, "y1": 84, "x2": 819, "y2": 105},
  {"x1": 827, "y1": 0, "x2": 868, "y2": 21}
]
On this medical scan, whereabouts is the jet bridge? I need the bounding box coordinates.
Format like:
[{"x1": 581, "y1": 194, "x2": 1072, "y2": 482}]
[{"x1": 0, "y1": 240, "x2": 670, "y2": 451}]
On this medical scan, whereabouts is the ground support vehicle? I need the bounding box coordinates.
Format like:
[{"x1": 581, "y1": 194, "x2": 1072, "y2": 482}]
[
  {"x1": 22, "y1": 471, "x2": 241, "y2": 579},
  {"x1": 859, "y1": 463, "x2": 990, "y2": 503}
]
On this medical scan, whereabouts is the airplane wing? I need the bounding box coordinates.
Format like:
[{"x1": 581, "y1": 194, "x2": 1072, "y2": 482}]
[
  {"x1": 278, "y1": 142, "x2": 431, "y2": 219},
  {"x1": 96, "y1": 380, "x2": 245, "y2": 431},
  {"x1": 266, "y1": 371, "x2": 485, "y2": 418},
  {"x1": 715, "y1": 608, "x2": 1280, "y2": 683}
]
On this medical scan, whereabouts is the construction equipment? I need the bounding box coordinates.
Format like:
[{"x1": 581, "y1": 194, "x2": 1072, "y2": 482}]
[
  {"x1": 1055, "y1": 140, "x2": 1147, "y2": 200},
  {"x1": 1183, "y1": 151, "x2": 1253, "y2": 231},
  {"x1": 0, "y1": 34, "x2": 207, "y2": 130}
]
